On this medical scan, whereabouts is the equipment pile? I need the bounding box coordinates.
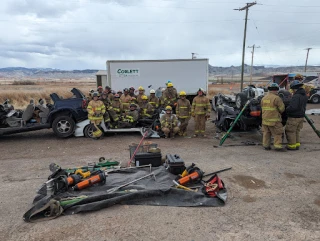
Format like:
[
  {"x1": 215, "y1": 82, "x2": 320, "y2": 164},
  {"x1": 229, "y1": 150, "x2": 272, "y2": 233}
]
[{"x1": 23, "y1": 146, "x2": 231, "y2": 223}]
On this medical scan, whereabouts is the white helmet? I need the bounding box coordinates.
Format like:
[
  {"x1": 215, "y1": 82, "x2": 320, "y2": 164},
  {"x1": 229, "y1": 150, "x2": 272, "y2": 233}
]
[{"x1": 150, "y1": 89, "x2": 155, "y2": 94}]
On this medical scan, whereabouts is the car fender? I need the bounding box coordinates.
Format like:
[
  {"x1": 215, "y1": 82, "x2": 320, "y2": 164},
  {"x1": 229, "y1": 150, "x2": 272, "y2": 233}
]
[
  {"x1": 48, "y1": 108, "x2": 78, "y2": 124},
  {"x1": 74, "y1": 119, "x2": 90, "y2": 137}
]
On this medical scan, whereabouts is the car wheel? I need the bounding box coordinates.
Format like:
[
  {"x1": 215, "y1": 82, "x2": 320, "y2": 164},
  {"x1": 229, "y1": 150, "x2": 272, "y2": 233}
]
[
  {"x1": 52, "y1": 116, "x2": 75, "y2": 138},
  {"x1": 84, "y1": 124, "x2": 94, "y2": 138},
  {"x1": 311, "y1": 95, "x2": 320, "y2": 104},
  {"x1": 235, "y1": 93, "x2": 247, "y2": 109}
]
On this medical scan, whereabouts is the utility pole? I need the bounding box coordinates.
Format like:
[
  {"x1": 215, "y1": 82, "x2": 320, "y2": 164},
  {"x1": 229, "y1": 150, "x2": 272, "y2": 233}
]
[
  {"x1": 248, "y1": 44, "x2": 260, "y2": 85},
  {"x1": 234, "y1": 1, "x2": 257, "y2": 91},
  {"x1": 191, "y1": 53, "x2": 198, "y2": 59},
  {"x1": 304, "y1": 48, "x2": 312, "y2": 72}
]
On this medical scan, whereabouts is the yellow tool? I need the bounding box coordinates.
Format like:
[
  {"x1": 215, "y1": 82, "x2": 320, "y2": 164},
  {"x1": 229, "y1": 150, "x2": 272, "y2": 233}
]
[
  {"x1": 75, "y1": 169, "x2": 91, "y2": 178},
  {"x1": 173, "y1": 180, "x2": 197, "y2": 192}
]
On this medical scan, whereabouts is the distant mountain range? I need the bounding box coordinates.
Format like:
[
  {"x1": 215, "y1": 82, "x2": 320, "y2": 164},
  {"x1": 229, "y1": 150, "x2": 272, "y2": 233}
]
[{"x1": 0, "y1": 65, "x2": 319, "y2": 80}]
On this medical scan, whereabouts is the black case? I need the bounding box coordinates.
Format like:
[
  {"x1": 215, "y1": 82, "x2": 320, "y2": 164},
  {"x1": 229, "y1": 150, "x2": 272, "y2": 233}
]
[
  {"x1": 134, "y1": 152, "x2": 162, "y2": 167},
  {"x1": 166, "y1": 154, "x2": 186, "y2": 175}
]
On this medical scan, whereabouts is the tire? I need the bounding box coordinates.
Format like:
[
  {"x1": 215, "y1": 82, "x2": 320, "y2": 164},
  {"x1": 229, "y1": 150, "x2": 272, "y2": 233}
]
[
  {"x1": 235, "y1": 93, "x2": 247, "y2": 109},
  {"x1": 310, "y1": 95, "x2": 320, "y2": 104},
  {"x1": 84, "y1": 124, "x2": 94, "y2": 138},
  {"x1": 52, "y1": 116, "x2": 75, "y2": 138}
]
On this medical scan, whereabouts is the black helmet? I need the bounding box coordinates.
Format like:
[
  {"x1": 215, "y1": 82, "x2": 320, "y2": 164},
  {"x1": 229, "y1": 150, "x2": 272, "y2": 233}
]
[
  {"x1": 290, "y1": 80, "x2": 303, "y2": 89},
  {"x1": 268, "y1": 83, "x2": 279, "y2": 91},
  {"x1": 105, "y1": 86, "x2": 111, "y2": 89},
  {"x1": 130, "y1": 103, "x2": 137, "y2": 108},
  {"x1": 92, "y1": 92, "x2": 99, "y2": 97},
  {"x1": 123, "y1": 88, "x2": 129, "y2": 92}
]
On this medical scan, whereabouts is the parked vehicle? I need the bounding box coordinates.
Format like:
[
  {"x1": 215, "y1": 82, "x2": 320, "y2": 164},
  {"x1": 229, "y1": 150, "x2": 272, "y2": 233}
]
[
  {"x1": 0, "y1": 88, "x2": 88, "y2": 138},
  {"x1": 100, "y1": 59, "x2": 209, "y2": 100}
]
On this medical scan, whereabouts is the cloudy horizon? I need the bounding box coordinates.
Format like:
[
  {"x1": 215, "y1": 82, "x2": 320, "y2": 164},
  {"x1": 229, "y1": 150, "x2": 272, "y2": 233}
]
[{"x1": 0, "y1": 0, "x2": 319, "y2": 70}]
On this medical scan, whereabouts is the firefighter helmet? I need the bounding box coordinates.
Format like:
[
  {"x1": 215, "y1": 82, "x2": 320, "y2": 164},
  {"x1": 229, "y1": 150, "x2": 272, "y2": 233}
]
[
  {"x1": 179, "y1": 91, "x2": 186, "y2": 96},
  {"x1": 150, "y1": 89, "x2": 156, "y2": 94},
  {"x1": 141, "y1": 95, "x2": 148, "y2": 100},
  {"x1": 138, "y1": 86, "x2": 144, "y2": 91},
  {"x1": 290, "y1": 80, "x2": 303, "y2": 89},
  {"x1": 268, "y1": 83, "x2": 280, "y2": 91},
  {"x1": 167, "y1": 83, "x2": 173, "y2": 88},
  {"x1": 165, "y1": 106, "x2": 172, "y2": 111}
]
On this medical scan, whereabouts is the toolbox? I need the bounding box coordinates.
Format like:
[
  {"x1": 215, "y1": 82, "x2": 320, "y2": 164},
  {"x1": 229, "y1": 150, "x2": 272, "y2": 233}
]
[
  {"x1": 165, "y1": 154, "x2": 186, "y2": 175},
  {"x1": 134, "y1": 152, "x2": 162, "y2": 167}
]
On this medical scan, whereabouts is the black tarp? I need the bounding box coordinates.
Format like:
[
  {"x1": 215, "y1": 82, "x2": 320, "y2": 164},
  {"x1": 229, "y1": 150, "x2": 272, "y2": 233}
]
[{"x1": 24, "y1": 166, "x2": 227, "y2": 222}]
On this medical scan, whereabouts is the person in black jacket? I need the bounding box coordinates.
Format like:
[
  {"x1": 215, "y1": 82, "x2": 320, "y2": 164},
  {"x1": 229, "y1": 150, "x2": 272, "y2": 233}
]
[{"x1": 285, "y1": 80, "x2": 308, "y2": 150}]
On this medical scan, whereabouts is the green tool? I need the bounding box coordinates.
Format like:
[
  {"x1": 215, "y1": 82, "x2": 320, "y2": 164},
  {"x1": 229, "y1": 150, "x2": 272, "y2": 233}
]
[
  {"x1": 219, "y1": 100, "x2": 252, "y2": 146},
  {"x1": 305, "y1": 114, "x2": 320, "y2": 138}
]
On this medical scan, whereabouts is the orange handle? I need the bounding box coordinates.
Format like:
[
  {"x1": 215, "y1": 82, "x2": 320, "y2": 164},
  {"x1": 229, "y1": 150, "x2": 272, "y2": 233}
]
[
  {"x1": 178, "y1": 172, "x2": 200, "y2": 185},
  {"x1": 73, "y1": 173, "x2": 105, "y2": 190}
]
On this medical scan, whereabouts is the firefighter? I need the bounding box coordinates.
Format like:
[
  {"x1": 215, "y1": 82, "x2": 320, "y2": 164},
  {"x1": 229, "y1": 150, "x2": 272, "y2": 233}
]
[
  {"x1": 112, "y1": 94, "x2": 123, "y2": 115},
  {"x1": 160, "y1": 106, "x2": 180, "y2": 138},
  {"x1": 97, "y1": 86, "x2": 103, "y2": 95},
  {"x1": 261, "y1": 83, "x2": 286, "y2": 151},
  {"x1": 119, "y1": 103, "x2": 140, "y2": 128},
  {"x1": 87, "y1": 92, "x2": 106, "y2": 139},
  {"x1": 140, "y1": 95, "x2": 154, "y2": 119},
  {"x1": 148, "y1": 89, "x2": 159, "y2": 109},
  {"x1": 105, "y1": 86, "x2": 114, "y2": 102},
  {"x1": 129, "y1": 87, "x2": 137, "y2": 98},
  {"x1": 285, "y1": 80, "x2": 308, "y2": 150},
  {"x1": 136, "y1": 86, "x2": 145, "y2": 107},
  {"x1": 162, "y1": 82, "x2": 178, "y2": 110},
  {"x1": 176, "y1": 91, "x2": 191, "y2": 136},
  {"x1": 117, "y1": 90, "x2": 123, "y2": 98},
  {"x1": 120, "y1": 88, "x2": 132, "y2": 112},
  {"x1": 191, "y1": 88, "x2": 210, "y2": 137}
]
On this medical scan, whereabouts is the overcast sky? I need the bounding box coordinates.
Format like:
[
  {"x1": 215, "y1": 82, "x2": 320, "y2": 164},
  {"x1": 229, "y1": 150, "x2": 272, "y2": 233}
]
[{"x1": 0, "y1": 0, "x2": 319, "y2": 69}]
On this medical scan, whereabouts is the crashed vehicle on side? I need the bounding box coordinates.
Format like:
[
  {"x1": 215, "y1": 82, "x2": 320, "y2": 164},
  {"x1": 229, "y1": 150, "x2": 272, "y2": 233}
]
[
  {"x1": 0, "y1": 88, "x2": 88, "y2": 138},
  {"x1": 212, "y1": 85, "x2": 291, "y2": 131}
]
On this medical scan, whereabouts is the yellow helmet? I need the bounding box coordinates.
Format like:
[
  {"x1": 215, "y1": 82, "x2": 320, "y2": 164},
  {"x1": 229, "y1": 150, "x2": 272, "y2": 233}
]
[
  {"x1": 165, "y1": 106, "x2": 172, "y2": 111},
  {"x1": 138, "y1": 86, "x2": 144, "y2": 91},
  {"x1": 179, "y1": 91, "x2": 186, "y2": 96},
  {"x1": 167, "y1": 83, "x2": 173, "y2": 87},
  {"x1": 141, "y1": 95, "x2": 148, "y2": 100}
]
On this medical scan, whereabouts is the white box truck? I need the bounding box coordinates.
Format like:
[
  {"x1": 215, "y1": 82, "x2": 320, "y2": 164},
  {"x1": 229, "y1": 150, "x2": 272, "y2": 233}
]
[{"x1": 104, "y1": 59, "x2": 208, "y2": 98}]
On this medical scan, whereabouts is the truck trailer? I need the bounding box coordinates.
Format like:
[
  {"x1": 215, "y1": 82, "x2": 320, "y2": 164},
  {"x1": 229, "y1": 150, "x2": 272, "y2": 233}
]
[{"x1": 101, "y1": 59, "x2": 208, "y2": 98}]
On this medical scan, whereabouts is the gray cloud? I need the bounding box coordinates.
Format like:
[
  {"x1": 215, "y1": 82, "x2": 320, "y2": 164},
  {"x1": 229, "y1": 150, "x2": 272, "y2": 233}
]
[{"x1": 0, "y1": 0, "x2": 320, "y2": 69}]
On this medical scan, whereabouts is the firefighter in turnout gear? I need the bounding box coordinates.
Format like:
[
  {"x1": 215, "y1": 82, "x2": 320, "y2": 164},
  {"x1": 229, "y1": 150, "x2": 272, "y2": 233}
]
[
  {"x1": 285, "y1": 80, "x2": 308, "y2": 150},
  {"x1": 120, "y1": 88, "x2": 132, "y2": 112},
  {"x1": 261, "y1": 83, "x2": 286, "y2": 151},
  {"x1": 140, "y1": 95, "x2": 154, "y2": 119},
  {"x1": 105, "y1": 86, "x2": 114, "y2": 103},
  {"x1": 176, "y1": 91, "x2": 191, "y2": 136},
  {"x1": 119, "y1": 103, "x2": 140, "y2": 128},
  {"x1": 112, "y1": 94, "x2": 123, "y2": 115},
  {"x1": 129, "y1": 87, "x2": 136, "y2": 98},
  {"x1": 191, "y1": 88, "x2": 210, "y2": 137},
  {"x1": 148, "y1": 89, "x2": 159, "y2": 109},
  {"x1": 162, "y1": 82, "x2": 178, "y2": 110},
  {"x1": 87, "y1": 92, "x2": 106, "y2": 139},
  {"x1": 136, "y1": 86, "x2": 145, "y2": 107},
  {"x1": 160, "y1": 106, "x2": 180, "y2": 138}
]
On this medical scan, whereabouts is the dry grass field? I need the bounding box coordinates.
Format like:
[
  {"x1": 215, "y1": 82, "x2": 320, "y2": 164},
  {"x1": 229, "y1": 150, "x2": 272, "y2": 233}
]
[{"x1": 0, "y1": 82, "x2": 96, "y2": 108}]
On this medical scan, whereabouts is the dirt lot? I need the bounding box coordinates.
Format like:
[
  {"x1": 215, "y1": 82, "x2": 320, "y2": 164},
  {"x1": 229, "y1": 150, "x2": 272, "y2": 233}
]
[{"x1": 0, "y1": 109, "x2": 320, "y2": 241}]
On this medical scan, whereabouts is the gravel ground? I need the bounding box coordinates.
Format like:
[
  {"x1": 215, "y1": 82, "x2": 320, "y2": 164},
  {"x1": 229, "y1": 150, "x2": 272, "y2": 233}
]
[{"x1": 0, "y1": 108, "x2": 320, "y2": 241}]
